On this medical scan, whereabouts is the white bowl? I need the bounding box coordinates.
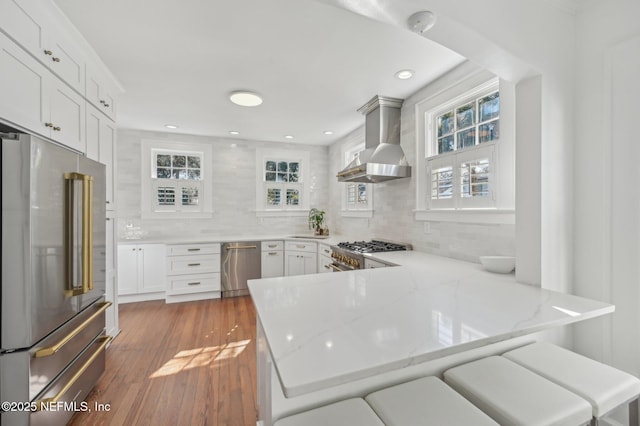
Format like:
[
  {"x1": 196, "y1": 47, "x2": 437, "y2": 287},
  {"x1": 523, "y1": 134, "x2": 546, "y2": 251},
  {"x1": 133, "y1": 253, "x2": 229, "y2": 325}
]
[{"x1": 479, "y1": 256, "x2": 515, "y2": 273}]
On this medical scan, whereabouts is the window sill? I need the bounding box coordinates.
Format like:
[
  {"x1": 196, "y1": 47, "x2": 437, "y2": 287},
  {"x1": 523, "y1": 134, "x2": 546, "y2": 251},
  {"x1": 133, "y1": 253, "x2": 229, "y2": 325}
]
[
  {"x1": 341, "y1": 210, "x2": 374, "y2": 218},
  {"x1": 414, "y1": 209, "x2": 515, "y2": 224},
  {"x1": 142, "y1": 211, "x2": 214, "y2": 220},
  {"x1": 255, "y1": 210, "x2": 309, "y2": 218}
]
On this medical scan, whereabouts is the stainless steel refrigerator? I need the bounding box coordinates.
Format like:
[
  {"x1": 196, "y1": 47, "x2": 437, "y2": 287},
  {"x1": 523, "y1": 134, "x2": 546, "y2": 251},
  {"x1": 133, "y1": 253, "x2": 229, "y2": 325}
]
[{"x1": 1, "y1": 132, "x2": 111, "y2": 426}]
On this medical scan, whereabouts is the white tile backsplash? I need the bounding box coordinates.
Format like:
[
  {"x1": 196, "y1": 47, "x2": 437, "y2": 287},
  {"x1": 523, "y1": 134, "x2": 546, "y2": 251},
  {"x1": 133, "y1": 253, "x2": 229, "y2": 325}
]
[{"x1": 115, "y1": 129, "x2": 329, "y2": 240}]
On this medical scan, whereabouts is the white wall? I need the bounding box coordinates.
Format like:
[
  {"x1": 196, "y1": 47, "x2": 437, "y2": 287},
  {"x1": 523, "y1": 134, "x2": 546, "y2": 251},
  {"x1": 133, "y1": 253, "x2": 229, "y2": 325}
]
[
  {"x1": 115, "y1": 129, "x2": 329, "y2": 240},
  {"x1": 573, "y1": 0, "x2": 640, "y2": 380}
]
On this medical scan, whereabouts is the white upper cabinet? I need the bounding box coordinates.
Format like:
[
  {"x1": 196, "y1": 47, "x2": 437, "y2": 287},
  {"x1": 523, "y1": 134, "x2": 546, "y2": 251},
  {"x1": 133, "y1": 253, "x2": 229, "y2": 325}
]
[
  {"x1": 0, "y1": 0, "x2": 47, "y2": 58},
  {"x1": 86, "y1": 65, "x2": 117, "y2": 120},
  {"x1": 1, "y1": 0, "x2": 121, "y2": 155},
  {"x1": 0, "y1": 32, "x2": 49, "y2": 134},
  {"x1": 0, "y1": 0, "x2": 85, "y2": 93},
  {"x1": 86, "y1": 104, "x2": 117, "y2": 208},
  {"x1": 0, "y1": 32, "x2": 85, "y2": 152},
  {"x1": 49, "y1": 75, "x2": 85, "y2": 151}
]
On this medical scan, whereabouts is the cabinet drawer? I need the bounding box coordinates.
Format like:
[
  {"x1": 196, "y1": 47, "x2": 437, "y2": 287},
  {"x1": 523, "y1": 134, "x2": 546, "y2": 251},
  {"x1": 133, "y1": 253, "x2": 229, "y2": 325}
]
[
  {"x1": 167, "y1": 243, "x2": 220, "y2": 256},
  {"x1": 318, "y1": 243, "x2": 332, "y2": 257},
  {"x1": 285, "y1": 241, "x2": 317, "y2": 253},
  {"x1": 167, "y1": 254, "x2": 220, "y2": 275},
  {"x1": 261, "y1": 240, "x2": 283, "y2": 251},
  {"x1": 167, "y1": 273, "x2": 221, "y2": 295}
]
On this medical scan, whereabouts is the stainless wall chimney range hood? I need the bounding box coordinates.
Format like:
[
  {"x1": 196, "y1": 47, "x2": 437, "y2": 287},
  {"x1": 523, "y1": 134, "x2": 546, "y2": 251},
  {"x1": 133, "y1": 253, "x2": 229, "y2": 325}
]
[{"x1": 337, "y1": 95, "x2": 411, "y2": 183}]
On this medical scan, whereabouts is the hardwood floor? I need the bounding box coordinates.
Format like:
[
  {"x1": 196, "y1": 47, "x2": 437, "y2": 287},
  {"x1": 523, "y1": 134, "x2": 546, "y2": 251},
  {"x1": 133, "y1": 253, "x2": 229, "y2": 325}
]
[{"x1": 69, "y1": 296, "x2": 258, "y2": 426}]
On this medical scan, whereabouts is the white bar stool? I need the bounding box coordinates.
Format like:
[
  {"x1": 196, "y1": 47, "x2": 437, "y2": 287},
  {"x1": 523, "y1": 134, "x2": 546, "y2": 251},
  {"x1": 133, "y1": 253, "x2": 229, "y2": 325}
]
[
  {"x1": 365, "y1": 376, "x2": 499, "y2": 425},
  {"x1": 273, "y1": 398, "x2": 384, "y2": 426},
  {"x1": 444, "y1": 355, "x2": 593, "y2": 426},
  {"x1": 503, "y1": 342, "x2": 640, "y2": 426}
]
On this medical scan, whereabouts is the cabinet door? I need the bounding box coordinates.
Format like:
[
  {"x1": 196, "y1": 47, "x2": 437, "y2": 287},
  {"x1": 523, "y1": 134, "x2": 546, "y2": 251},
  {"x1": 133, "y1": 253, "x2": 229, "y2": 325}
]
[
  {"x1": 99, "y1": 118, "x2": 116, "y2": 209},
  {"x1": 49, "y1": 77, "x2": 85, "y2": 152},
  {"x1": 139, "y1": 244, "x2": 166, "y2": 293},
  {"x1": 42, "y1": 28, "x2": 85, "y2": 94},
  {"x1": 85, "y1": 105, "x2": 101, "y2": 161},
  {"x1": 302, "y1": 253, "x2": 318, "y2": 274},
  {"x1": 262, "y1": 251, "x2": 284, "y2": 278},
  {"x1": 104, "y1": 213, "x2": 118, "y2": 333},
  {"x1": 284, "y1": 252, "x2": 305, "y2": 277},
  {"x1": 86, "y1": 67, "x2": 116, "y2": 120},
  {"x1": 0, "y1": 0, "x2": 47, "y2": 58},
  {"x1": 0, "y1": 32, "x2": 49, "y2": 135},
  {"x1": 117, "y1": 245, "x2": 138, "y2": 295}
]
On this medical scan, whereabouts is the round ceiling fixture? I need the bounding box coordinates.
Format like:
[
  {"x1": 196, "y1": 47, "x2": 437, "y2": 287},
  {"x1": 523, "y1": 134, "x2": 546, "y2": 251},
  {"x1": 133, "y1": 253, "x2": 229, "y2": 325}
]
[
  {"x1": 323, "y1": 130, "x2": 334, "y2": 135},
  {"x1": 229, "y1": 130, "x2": 240, "y2": 135},
  {"x1": 407, "y1": 11, "x2": 436, "y2": 34},
  {"x1": 229, "y1": 91, "x2": 263, "y2": 107},
  {"x1": 164, "y1": 124, "x2": 179, "y2": 129},
  {"x1": 395, "y1": 69, "x2": 414, "y2": 80},
  {"x1": 284, "y1": 135, "x2": 294, "y2": 139}
]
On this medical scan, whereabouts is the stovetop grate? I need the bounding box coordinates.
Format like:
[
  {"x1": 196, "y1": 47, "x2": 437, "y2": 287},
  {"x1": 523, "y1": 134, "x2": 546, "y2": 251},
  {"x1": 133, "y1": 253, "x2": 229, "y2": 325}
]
[{"x1": 336, "y1": 239, "x2": 408, "y2": 253}]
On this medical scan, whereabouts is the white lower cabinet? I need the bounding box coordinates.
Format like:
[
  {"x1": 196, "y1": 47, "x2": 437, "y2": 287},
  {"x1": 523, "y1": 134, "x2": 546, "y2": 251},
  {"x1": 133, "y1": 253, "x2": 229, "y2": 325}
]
[
  {"x1": 261, "y1": 240, "x2": 284, "y2": 278},
  {"x1": 284, "y1": 241, "x2": 317, "y2": 276},
  {"x1": 318, "y1": 243, "x2": 333, "y2": 273},
  {"x1": 166, "y1": 243, "x2": 221, "y2": 303},
  {"x1": 117, "y1": 244, "x2": 166, "y2": 303}
]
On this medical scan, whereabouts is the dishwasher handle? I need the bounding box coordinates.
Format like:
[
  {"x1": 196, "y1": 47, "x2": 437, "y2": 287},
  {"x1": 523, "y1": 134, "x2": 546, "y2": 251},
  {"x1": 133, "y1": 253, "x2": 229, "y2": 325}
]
[{"x1": 225, "y1": 245, "x2": 257, "y2": 250}]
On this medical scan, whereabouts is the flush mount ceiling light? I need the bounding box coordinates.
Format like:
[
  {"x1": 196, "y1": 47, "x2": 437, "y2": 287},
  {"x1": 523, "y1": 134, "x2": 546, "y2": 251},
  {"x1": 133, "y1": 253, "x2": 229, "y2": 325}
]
[
  {"x1": 164, "y1": 124, "x2": 179, "y2": 129},
  {"x1": 395, "y1": 69, "x2": 414, "y2": 80},
  {"x1": 407, "y1": 11, "x2": 436, "y2": 34},
  {"x1": 323, "y1": 130, "x2": 334, "y2": 135},
  {"x1": 284, "y1": 135, "x2": 294, "y2": 139},
  {"x1": 229, "y1": 91, "x2": 263, "y2": 107},
  {"x1": 229, "y1": 130, "x2": 240, "y2": 135}
]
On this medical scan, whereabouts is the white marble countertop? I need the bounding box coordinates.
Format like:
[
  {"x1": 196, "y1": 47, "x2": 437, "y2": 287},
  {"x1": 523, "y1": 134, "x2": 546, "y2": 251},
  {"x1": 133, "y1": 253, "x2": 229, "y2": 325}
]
[{"x1": 248, "y1": 252, "x2": 614, "y2": 398}]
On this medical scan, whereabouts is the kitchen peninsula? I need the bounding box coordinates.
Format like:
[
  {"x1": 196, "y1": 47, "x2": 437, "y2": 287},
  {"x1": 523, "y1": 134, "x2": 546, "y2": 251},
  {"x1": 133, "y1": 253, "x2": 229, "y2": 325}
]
[{"x1": 248, "y1": 252, "x2": 614, "y2": 425}]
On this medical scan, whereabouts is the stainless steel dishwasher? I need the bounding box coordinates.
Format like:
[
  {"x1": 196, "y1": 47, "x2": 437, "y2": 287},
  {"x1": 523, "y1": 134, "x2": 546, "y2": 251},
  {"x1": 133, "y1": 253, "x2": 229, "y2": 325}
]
[{"x1": 221, "y1": 241, "x2": 261, "y2": 297}]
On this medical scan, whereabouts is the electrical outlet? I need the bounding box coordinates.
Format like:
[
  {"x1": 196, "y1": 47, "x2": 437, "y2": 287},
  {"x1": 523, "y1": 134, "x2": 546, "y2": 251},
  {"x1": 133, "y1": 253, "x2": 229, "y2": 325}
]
[{"x1": 423, "y1": 222, "x2": 431, "y2": 234}]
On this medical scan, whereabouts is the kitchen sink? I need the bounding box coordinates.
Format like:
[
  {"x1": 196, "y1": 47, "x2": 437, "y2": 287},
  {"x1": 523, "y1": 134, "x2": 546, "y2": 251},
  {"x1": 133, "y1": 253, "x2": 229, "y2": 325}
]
[{"x1": 289, "y1": 235, "x2": 330, "y2": 239}]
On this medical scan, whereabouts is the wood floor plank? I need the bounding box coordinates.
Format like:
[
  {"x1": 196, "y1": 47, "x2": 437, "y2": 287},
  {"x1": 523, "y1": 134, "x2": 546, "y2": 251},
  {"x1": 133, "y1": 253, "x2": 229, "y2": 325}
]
[{"x1": 69, "y1": 296, "x2": 258, "y2": 426}]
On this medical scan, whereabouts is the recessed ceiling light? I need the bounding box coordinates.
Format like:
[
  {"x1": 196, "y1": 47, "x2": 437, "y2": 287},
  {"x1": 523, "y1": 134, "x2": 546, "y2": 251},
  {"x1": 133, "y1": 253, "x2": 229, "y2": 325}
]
[
  {"x1": 229, "y1": 130, "x2": 240, "y2": 135},
  {"x1": 395, "y1": 69, "x2": 414, "y2": 80},
  {"x1": 165, "y1": 124, "x2": 179, "y2": 129},
  {"x1": 284, "y1": 135, "x2": 294, "y2": 139},
  {"x1": 229, "y1": 91, "x2": 263, "y2": 107},
  {"x1": 323, "y1": 130, "x2": 334, "y2": 135}
]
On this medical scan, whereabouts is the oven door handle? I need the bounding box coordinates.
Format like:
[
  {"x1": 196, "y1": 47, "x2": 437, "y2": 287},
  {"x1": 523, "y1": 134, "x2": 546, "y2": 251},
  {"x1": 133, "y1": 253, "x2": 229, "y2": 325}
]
[
  {"x1": 328, "y1": 263, "x2": 345, "y2": 272},
  {"x1": 34, "y1": 335, "x2": 112, "y2": 411},
  {"x1": 34, "y1": 302, "x2": 112, "y2": 358}
]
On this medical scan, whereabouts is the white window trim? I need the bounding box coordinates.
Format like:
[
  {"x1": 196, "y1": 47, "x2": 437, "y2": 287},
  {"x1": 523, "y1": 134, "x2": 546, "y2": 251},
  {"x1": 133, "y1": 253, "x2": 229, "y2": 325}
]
[
  {"x1": 255, "y1": 148, "x2": 310, "y2": 217},
  {"x1": 414, "y1": 70, "x2": 515, "y2": 225},
  {"x1": 341, "y1": 142, "x2": 374, "y2": 218},
  {"x1": 141, "y1": 139, "x2": 214, "y2": 219}
]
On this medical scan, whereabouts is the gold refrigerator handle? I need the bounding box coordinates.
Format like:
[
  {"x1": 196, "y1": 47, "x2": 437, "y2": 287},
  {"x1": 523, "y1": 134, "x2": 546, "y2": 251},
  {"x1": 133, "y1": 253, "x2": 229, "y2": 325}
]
[
  {"x1": 34, "y1": 301, "x2": 112, "y2": 358},
  {"x1": 64, "y1": 172, "x2": 94, "y2": 296},
  {"x1": 34, "y1": 335, "x2": 113, "y2": 411}
]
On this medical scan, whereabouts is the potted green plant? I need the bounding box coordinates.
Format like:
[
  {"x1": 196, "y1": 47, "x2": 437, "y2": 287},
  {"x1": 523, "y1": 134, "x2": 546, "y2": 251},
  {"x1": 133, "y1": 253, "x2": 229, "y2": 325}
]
[{"x1": 308, "y1": 208, "x2": 328, "y2": 236}]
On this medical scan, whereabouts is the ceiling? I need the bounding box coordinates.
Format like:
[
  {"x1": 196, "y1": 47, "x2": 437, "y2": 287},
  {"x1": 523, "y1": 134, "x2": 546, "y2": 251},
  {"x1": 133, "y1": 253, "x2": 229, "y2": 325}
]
[{"x1": 54, "y1": 0, "x2": 465, "y2": 145}]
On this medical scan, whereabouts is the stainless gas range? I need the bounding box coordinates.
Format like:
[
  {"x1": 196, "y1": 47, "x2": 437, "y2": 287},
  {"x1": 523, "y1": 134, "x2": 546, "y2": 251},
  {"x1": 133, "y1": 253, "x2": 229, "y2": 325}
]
[{"x1": 329, "y1": 240, "x2": 411, "y2": 271}]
